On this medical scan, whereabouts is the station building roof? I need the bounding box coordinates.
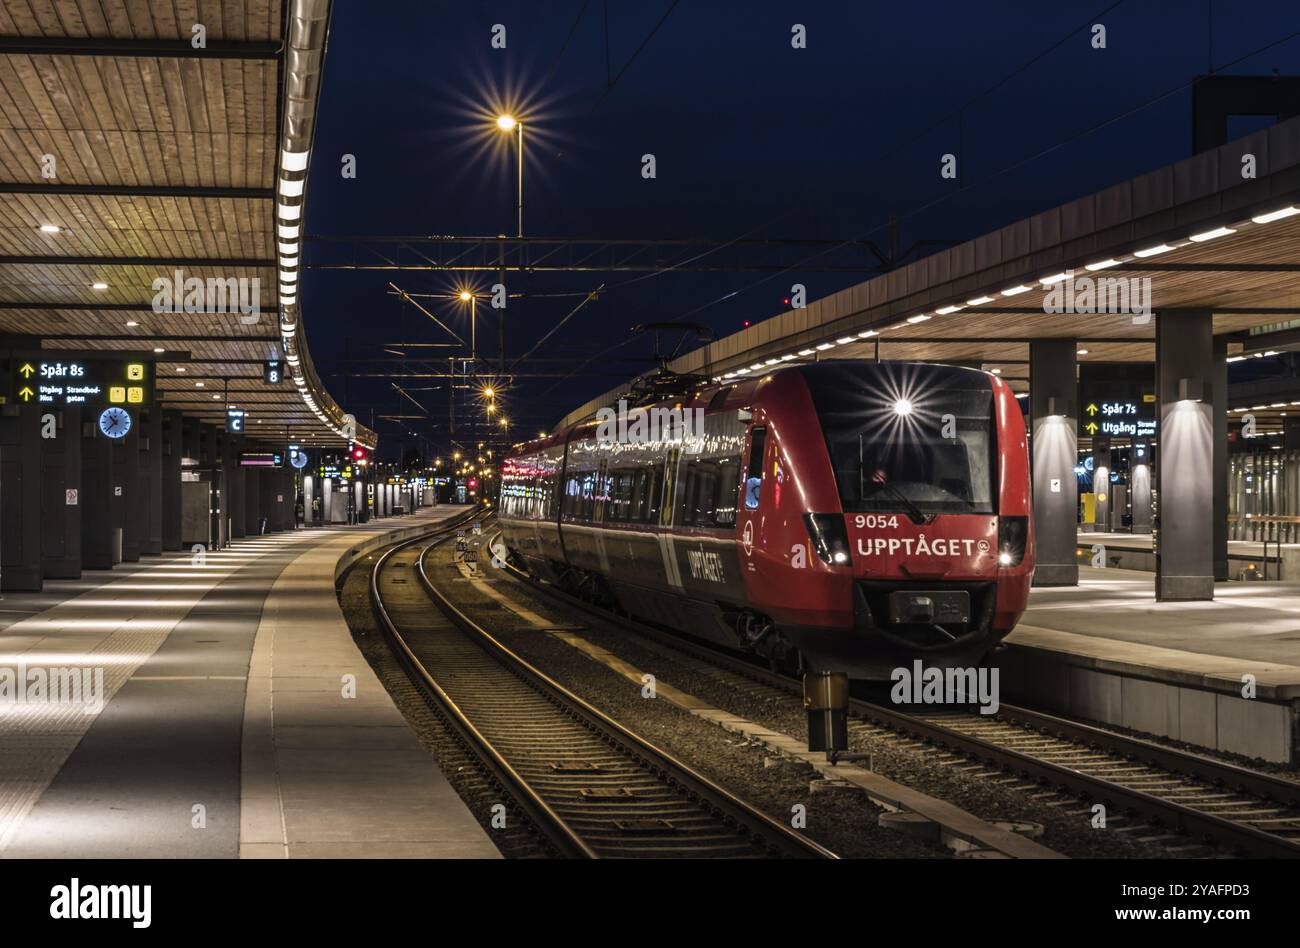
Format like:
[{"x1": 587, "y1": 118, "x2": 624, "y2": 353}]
[
  {"x1": 562, "y1": 114, "x2": 1300, "y2": 432},
  {"x1": 0, "y1": 0, "x2": 373, "y2": 448}
]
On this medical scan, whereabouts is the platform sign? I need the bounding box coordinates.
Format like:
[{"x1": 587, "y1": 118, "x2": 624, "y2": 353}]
[
  {"x1": 240, "y1": 451, "x2": 282, "y2": 467},
  {"x1": 1079, "y1": 368, "x2": 1156, "y2": 439},
  {"x1": 226, "y1": 408, "x2": 246, "y2": 433},
  {"x1": 12, "y1": 357, "x2": 153, "y2": 408},
  {"x1": 264, "y1": 360, "x2": 282, "y2": 385}
]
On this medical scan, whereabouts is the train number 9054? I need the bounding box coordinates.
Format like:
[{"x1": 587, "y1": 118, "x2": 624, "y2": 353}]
[{"x1": 854, "y1": 514, "x2": 899, "y2": 529}]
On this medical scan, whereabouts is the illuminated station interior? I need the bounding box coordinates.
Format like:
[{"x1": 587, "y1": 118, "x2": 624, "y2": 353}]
[{"x1": 0, "y1": 0, "x2": 1298, "y2": 880}]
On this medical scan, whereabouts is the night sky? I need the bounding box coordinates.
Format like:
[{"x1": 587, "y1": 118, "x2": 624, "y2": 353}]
[{"x1": 301, "y1": 0, "x2": 1300, "y2": 458}]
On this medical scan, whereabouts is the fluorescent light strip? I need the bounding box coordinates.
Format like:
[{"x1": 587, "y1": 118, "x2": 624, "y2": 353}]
[
  {"x1": 1001, "y1": 285, "x2": 1031, "y2": 296},
  {"x1": 966, "y1": 296, "x2": 994, "y2": 305},
  {"x1": 1133, "y1": 244, "x2": 1173, "y2": 258},
  {"x1": 1252, "y1": 206, "x2": 1299, "y2": 224},
  {"x1": 277, "y1": 203, "x2": 302, "y2": 221},
  {"x1": 278, "y1": 242, "x2": 298, "y2": 255},
  {"x1": 279, "y1": 177, "x2": 304, "y2": 197},
  {"x1": 1188, "y1": 226, "x2": 1235, "y2": 242},
  {"x1": 281, "y1": 150, "x2": 309, "y2": 173},
  {"x1": 1085, "y1": 259, "x2": 1122, "y2": 271},
  {"x1": 277, "y1": 225, "x2": 300, "y2": 239},
  {"x1": 1039, "y1": 272, "x2": 1071, "y2": 285},
  {"x1": 856, "y1": 330, "x2": 878, "y2": 339},
  {"x1": 836, "y1": 336, "x2": 855, "y2": 344},
  {"x1": 906, "y1": 314, "x2": 931, "y2": 324},
  {"x1": 815, "y1": 342, "x2": 835, "y2": 351},
  {"x1": 935, "y1": 305, "x2": 962, "y2": 315}
]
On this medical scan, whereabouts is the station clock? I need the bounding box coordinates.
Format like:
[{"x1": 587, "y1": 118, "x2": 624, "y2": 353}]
[{"x1": 98, "y1": 406, "x2": 132, "y2": 439}]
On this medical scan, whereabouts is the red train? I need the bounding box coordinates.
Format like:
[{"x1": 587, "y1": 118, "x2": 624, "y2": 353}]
[{"x1": 498, "y1": 361, "x2": 1034, "y2": 678}]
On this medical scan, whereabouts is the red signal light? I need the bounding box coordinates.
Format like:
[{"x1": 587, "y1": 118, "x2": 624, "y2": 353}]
[{"x1": 467, "y1": 477, "x2": 478, "y2": 489}]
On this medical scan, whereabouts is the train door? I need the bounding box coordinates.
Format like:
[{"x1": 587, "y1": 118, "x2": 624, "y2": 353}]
[{"x1": 738, "y1": 426, "x2": 766, "y2": 572}]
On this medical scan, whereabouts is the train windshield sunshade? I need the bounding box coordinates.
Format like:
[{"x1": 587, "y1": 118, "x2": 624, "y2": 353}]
[{"x1": 799, "y1": 362, "x2": 997, "y2": 515}]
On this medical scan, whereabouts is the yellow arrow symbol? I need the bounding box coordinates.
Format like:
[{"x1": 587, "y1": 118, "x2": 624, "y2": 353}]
[
  {"x1": 1085, "y1": 421, "x2": 1098, "y2": 434},
  {"x1": 18, "y1": 385, "x2": 34, "y2": 401},
  {"x1": 1086, "y1": 403, "x2": 1098, "y2": 415},
  {"x1": 19, "y1": 362, "x2": 35, "y2": 377}
]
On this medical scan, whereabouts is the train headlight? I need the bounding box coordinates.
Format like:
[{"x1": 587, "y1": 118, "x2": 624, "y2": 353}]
[
  {"x1": 803, "y1": 513, "x2": 853, "y2": 567},
  {"x1": 998, "y1": 516, "x2": 1029, "y2": 567}
]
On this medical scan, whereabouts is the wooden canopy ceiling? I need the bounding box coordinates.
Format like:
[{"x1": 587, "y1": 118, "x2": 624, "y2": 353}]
[{"x1": 0, "y1": 0, "x2": 360, "y2": 447}]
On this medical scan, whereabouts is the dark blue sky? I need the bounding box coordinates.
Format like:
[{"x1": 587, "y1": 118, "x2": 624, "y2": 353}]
[{"x1": 301, "y1": 0, "x2": 1300, "y2": 456}]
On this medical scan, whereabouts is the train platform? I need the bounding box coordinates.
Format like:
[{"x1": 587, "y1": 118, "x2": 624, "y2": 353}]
[
  {"x1": 999, "y1": 565, "x2": 1300, "y2": 763},
  {"x1": 0, "y1": 507, "x2": 499, "y2": 859}
]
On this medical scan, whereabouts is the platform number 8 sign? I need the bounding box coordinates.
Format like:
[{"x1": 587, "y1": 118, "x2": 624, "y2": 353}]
[{"x1": 264, "y1": 361, "x2": 281, "y2": 385}]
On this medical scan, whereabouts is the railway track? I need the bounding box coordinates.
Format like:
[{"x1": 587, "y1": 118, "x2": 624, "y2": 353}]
[
  {"x1": 368, "y1": 518, "x2": 835, "y2": 859},
  {"x1": 485, "y1": 526, "x2": 1300, "y2": 859}
]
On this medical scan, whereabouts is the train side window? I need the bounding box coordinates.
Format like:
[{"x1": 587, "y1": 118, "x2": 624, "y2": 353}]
[{"x1": 744, "y1": 427, "x2": 766, "y2": 510}]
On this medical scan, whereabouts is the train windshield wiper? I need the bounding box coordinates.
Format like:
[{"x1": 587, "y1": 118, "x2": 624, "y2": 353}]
[{"x1": 874, "y1": 482, "x2": 928, "y2": 525}]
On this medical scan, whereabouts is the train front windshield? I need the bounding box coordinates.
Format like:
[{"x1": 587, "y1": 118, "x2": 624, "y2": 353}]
[{"x1": 802, "y1": 363, "x2": 996, "y2": 516}]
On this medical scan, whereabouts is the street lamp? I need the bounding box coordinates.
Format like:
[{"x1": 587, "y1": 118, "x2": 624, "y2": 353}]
[
  {"x1": 496, "y1": 114, "x2": 523, "y2": 237},
  {"x1": 458, "y1": 290, "x2": 476, "y2": 360}
]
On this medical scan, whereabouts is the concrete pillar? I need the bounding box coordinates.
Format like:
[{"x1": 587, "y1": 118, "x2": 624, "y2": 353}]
[
  {"x1": 161, "y1": 410, "x2": 183, "y2": 551},
  {"x1": 303, "y1": 474, "x2": 315, "y2": 526},
  {"x1": 275, "y1": 467, "x2": 292, "y2": 530},
  {"x1": 1131, "y1": 439, "x2": 1153, "y2": 534},
  {"x1": 229, "y1": 439, "x2": 246, "y2": 539},
  {"x1": 1089, "y1": 437, "x2": 1112, "y2": 533},
  {"x1": 1212, "y1": 337, "x2": 1229, "y2": 582},
  {"x1": 138, "y1": 408, "x2": 162, "y2": 555},
  {"x1": 219, "y1": 432, "x2": 239, "y2": 547},
  {"x1": 1, "y1": 401, "x2": 44, "y2": 590},
  {"x1": 244, "y1": 467, "x2": 262, "y2": 535},
  {"x1": 1029, "y1": 340, "x2": 1079, "y2": 586},
  {"x1": 1156, "y1": 309, "x2": 1215, "y2": 601},
  {"x1": 258, "y1": 468, "x2": 275, "y2": 532},
  {"x1": 41, "y1": 406, "x2": 82, "y2": 579},
  {"x1": 81, "y1": 420, "x2": 123, "y2": 570},
  {"x1": 114, "y1": 416, "x2": 142, "y2": 562}
]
